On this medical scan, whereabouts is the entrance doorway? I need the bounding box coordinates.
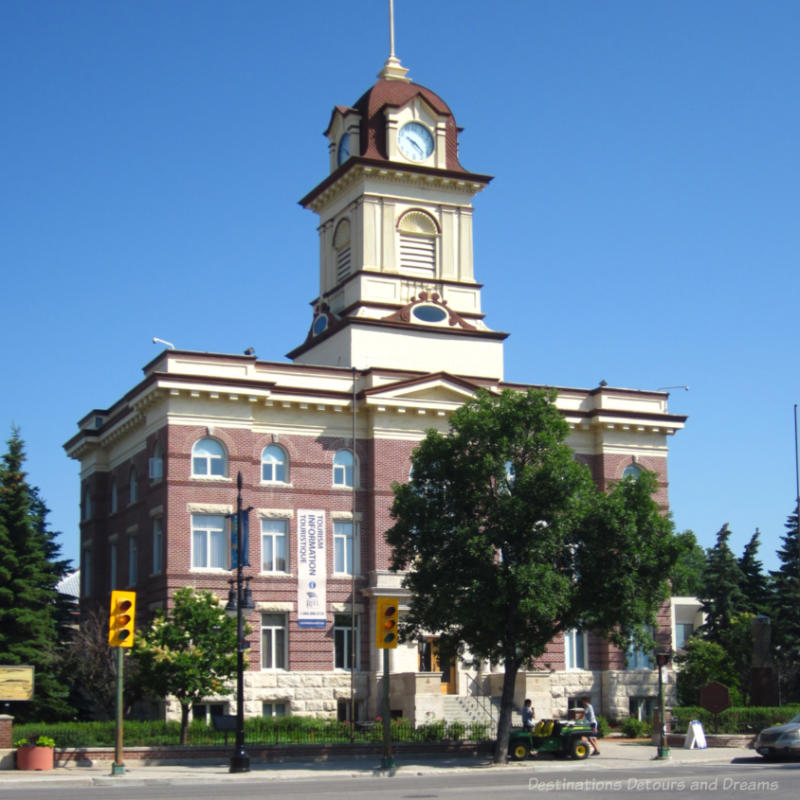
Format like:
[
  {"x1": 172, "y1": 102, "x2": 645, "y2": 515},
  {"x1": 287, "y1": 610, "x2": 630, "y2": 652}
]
[{"x1": 418, "y1": 637, "x2": 457, "y2": 694}]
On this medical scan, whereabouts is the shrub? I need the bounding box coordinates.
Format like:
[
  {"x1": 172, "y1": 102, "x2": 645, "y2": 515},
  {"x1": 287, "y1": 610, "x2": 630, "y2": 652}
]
[
  {"x1": 446, "y1": 721, "x2": 466, "y2": 740},
  {"x1": 467, "y1": 721, "x2": 489, "y2": 741},
  {"x1": 620, "y1": 717, "x2": 651, "y2": 738},
  {"x1": 417, "y1": 720, "x2": 446, "y2": 741},
  {"x1": 596, "y1": 715, "x2": 610, "y2": 738}
]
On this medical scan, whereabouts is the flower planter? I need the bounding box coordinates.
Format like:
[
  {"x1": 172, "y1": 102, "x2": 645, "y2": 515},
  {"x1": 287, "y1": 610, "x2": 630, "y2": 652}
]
[{"x1": 16, "y1": 746, "x2": 54, "y2": 771}]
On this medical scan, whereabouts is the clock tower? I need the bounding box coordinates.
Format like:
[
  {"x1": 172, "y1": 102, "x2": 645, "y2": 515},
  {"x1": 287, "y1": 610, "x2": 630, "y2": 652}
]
[{"x1": 288, "y1": 48, "x2": 507, "y2": 380}]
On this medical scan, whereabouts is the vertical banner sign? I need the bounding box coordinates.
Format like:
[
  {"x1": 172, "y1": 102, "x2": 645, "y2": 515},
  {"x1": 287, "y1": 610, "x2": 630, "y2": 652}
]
[
  {"x1": 230, "y1": 512, "x2": 251, "y2": 569},
  {"x1": 297, "y1": 510, "x2": 326, "y2": 629}
]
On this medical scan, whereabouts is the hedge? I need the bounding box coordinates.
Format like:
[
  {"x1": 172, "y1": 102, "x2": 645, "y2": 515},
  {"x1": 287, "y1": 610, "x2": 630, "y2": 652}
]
[{"x1": 669, "y1": 705, "x2": 800, "y2": 734}]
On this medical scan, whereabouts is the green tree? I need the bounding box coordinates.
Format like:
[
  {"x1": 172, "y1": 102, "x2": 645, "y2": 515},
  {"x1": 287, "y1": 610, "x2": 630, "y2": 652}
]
[
  {"x1": 0, "y1": 428, "x2": 72, "y2": 721},
  {"x1": 738, "y1": 529, "x2": 771, "y2": 614},
  {"x1": 387, "y1": 388, "x2": 679, "y2": 763},
  {"x1": 668, "y1": 530, "x2": 706, "y2": 596},
  {"x1": 674, "y1": 638, "x2": 740, "y2": 706},
  {"x1": 771, "y1": 503, "x2": 800, "y2": 701},
  {"x1": 133, "y1": 587, "x2": 240, "y2": 744},
  {"x1": 698, "y1": 524, "x2": 746, "y2": 644}
]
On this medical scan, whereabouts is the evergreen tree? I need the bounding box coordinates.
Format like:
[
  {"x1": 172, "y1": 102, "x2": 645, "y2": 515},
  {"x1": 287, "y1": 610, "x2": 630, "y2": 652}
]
[
  {"x1": 771, "y1": 503, "x2": 800, "y2": 701},
  {"x1": 698, "y1": 523, "x2": 746, "y2": 644},
  {"x1": 0, "y1": 428, "x2": 72, "y2": 720},
  {"x1": 738, "y1": 528, "x2": 771, "y2": 614}
]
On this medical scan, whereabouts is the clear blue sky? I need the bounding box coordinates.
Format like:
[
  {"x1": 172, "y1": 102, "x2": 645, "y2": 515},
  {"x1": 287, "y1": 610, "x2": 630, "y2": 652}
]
[{"x1": 2, "y1": 1, "x2": 798, "y2": 574}]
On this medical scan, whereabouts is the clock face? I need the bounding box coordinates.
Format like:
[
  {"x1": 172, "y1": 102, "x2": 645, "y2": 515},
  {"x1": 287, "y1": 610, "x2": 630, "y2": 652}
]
[
  {"x1": 398, "y1": 122, "x2": 434, "y2": 162},
  {"x1": 337, "y1": 135, "x2": 350, "y2": 166}
]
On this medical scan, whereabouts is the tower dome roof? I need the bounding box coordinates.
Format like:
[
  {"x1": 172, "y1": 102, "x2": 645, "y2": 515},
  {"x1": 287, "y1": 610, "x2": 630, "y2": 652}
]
[{"x1": 350, "y1": 78, "x2": 466, "y2": 172}]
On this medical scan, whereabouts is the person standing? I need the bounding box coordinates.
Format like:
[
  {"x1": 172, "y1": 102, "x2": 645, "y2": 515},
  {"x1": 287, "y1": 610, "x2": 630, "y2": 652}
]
[
  {"x1": 521, "y1": 698, "x2": 534, "y2": 732},
  {"x1": 581, "y1": 697, "x2": 600, "y2": 755}
]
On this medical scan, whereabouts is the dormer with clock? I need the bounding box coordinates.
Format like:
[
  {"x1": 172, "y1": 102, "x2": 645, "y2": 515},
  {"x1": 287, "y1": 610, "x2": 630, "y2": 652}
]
[{"x1": 289, "y1": 50, "x2": 507, "y2": 380}]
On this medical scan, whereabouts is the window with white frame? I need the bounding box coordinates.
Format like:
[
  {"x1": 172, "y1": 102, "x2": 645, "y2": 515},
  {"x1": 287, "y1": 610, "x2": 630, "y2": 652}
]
[
  {"x1": 191, "y1": 514, "x2": 227, "y2": 569},
  {"x1": 261, "y1": 613, "x2": 287, "y2": 670},
  {"x1": 192, "y1": 703, "x2": 226, "y2": 725},
  {"x1": 334, "y1": 614, "x2": 359, "y2": 670},
  {"x1": 110, "y1": 480, "x2": 118, "y2": 514},
  {"x1": 333, "y1": 520, "x2": 358, "y2": 575},
  {"x1": 110, "y1": 541, "x2": 118, "y2": 590},
  {"x1": 129, "y1": 468, "x2": 138, "y2": 504},
  {"x1": 262, "y1": 701, "x2": 287, "y2": 717},
  {"x1": 564, "y1": 629, "x2": 587, "y2": 670},
  {"x1": 152, "y1": 517, "x2": 163, "y2": 575},
  {"x1": 261, "y1": 518, "x2": 288, "y2": 573},
  {"x1": 261, "y1": 445, "x2": 287, "y2": 483},
  {"x1": 128, "y1": 536, "x2": 137, "y2": 586},
  {"x1": 333, "y1": 450, "x2": 355, "y2": 487},
  {"x1": 191, "y1": 438, "x2": 227, "y2": 477}
]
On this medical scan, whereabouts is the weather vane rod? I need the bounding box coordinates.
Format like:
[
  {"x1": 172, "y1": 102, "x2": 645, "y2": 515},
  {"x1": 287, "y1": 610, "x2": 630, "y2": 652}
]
[{"x1": 389, "y1": 0, "x2": 396, "y2": 59}]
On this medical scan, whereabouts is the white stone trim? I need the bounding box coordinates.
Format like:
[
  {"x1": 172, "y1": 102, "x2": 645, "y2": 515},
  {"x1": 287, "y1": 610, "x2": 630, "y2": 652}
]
[
  {"x1": 187, "y1": 503, "x2": 233, "y2": 515},
  {"x1": 331, "y1": 511, "x2": 363, "y2": 521},
  {"x1": 256, "y1": 601, "x2": 294, "y2": 612},
  {"x1": 256, "y1": 508, "x2": 294, "y2": 519},
  {"x1": 149, "y1": 505, "x2": 164, "y2": 518},
  {"x1": 330, "y1": 602, "x2": 364, "y2": 613}
]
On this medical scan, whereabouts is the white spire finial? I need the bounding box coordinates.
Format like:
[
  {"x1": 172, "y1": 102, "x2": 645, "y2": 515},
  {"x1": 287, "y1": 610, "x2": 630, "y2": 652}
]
[{"x1": 379, "y1": 0, "x2": 411, "y2": 82}]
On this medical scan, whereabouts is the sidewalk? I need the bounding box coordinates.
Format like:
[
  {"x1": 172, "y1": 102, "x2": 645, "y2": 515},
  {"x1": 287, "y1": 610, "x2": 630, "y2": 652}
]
[{"x1": 0, "y1": 741, "x2": 760, "y2": 788}]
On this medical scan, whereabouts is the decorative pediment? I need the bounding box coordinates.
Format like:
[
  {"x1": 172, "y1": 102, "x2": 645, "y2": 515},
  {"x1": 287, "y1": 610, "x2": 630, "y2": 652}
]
[{"x1": 363, "y1": 371, "x2": 489, "y2": 412}]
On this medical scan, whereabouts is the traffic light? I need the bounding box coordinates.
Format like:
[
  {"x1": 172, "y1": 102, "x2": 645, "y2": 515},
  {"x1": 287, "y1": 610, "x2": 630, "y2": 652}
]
[
  {"x1": 108, "y1": 590, "x2": 136, "y2": 647},
  {"x1": 376, "y1": 597, "x2": 399, "y2": 649}
]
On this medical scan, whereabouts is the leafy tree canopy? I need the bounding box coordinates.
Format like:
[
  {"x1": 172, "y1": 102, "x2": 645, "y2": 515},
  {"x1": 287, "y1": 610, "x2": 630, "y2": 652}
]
[
  {"x1": 674, "y1": 638, "x2": 741, "y2": 706},
  {"x1": 387, "y1": 388, "x2": 679, "y2": 761},
  {"x1": 133, "y1": 587, "x2": 240, "y2": 744},
  {"x1": 668, "y1": 530, "x2": 706, "y2": 596}
]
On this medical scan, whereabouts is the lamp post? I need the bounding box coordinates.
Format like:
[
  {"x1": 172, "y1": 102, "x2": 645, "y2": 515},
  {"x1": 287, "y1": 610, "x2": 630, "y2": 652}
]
[
  {"x1": 654, "y1": 646, "x2": 673, "y2": 760},
  {"x1": 227, "y1": 471, "x2": 254, "y2": 773}
]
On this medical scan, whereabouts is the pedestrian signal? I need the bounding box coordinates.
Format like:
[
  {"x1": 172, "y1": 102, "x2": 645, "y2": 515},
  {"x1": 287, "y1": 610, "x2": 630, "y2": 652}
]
[
  {"x1": 109, "y1": 590, "x2": 136, "y2": 648},
  {"x1": 376, "y1": 597, "x2": 399, "y2": 649}
]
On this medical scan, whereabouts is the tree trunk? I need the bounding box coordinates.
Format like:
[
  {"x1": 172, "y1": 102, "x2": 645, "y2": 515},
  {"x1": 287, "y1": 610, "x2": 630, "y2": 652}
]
[
  {"x1": 493, "y1": 661, "x2": 520, "y2": 763},
  {"x1": 180, "y1": 703, "x2": 190, "y2": 746}
]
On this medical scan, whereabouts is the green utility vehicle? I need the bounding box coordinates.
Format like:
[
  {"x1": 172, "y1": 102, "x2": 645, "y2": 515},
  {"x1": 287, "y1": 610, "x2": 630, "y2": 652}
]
[{"x1": 508, "y1": 718, "x2": 594, "y2": 760}]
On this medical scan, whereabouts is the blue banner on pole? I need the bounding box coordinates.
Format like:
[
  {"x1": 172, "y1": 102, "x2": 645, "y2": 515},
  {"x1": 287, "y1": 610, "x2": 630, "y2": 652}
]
[{"x1": 230, "y1": 512, "x2": 251, "y2": 569}]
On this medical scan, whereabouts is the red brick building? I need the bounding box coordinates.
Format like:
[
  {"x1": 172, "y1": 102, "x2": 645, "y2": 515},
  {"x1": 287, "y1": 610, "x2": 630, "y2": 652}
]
[{"x1": 65, "y1": 48, "x2": 686, "y2": 724}]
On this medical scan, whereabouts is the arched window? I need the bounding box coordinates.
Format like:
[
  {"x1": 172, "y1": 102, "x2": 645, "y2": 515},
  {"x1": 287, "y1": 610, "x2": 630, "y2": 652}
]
[
  {"x1": 261, "y1": 445, "x2": 288, "y2": 483},
  {"x1": 149, "y1": 440, "x2": 164, "y2": 480},
  {"x1": 129, "y1": 468, "x2": 138, "y2": 504},
  {"x1": 622, "y1": 464, "x2": 643, "y2": 480},
  {"x1": 397, "y1": 210, "x2": 439, "y2": 276},
  {"x1": 192, "y1": 438, "x2": 227, "y2": 477},
  {"x1": 110, "y1": 479, "x2": 118, "y2": 514},
  {"x1": 333, "y1": 218, "x2": 351, "y2": 283},
  {"x1": 333, "y1": 450, "x2": 355, "y2": 487}
]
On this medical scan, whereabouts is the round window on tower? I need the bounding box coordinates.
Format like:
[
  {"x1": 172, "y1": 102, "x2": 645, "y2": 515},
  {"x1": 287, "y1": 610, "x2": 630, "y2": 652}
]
[
  {"x1": 312, "y1": 315, "x2": 329, "y2": 336},
  {"x1": 412, "y1": 305, "x2": 448, "y2": 324}
]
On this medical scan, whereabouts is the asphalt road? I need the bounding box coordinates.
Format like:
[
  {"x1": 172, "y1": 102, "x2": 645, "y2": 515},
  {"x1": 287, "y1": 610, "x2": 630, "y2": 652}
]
[{"x1": 2, "y1": 759, "x2": 799, "y2": 800}]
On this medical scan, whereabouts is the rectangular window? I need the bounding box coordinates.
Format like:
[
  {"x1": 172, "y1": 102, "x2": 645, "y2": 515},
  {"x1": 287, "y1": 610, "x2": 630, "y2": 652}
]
[
  {"x1": 564, "y1": 629, "x2": 586, "y2": 670},
  {"x1": 627, "y1": 627, "x2": 655, "y2": 669},
  {"x1": 262, "y1": 701, "x2": 287, "y2": 717},
  {"x1": 191, "y1": 514, "x2": 227, "y2": 569},
  {"x1": 333, "y1": 521, "x2": 358, "y2": 575},
  {"x1": 676, "y1": 623, "x2": 693, "y2": 650},
  {"x1": 152, "y1": 518, "x2": 163, "y2": 575},
  {"x1": 261, "y1": 613, "x2": 287, "y2": 670},
  {"x1": 334, "y1": 614, "x2": 359, "y2": 670},
  {"x1": 261, "y1": 519, "x2": 288, "y2": 573},
  {"x1": 110, "y1": 542, "x2": 118, "y2": 590},
  {"x1": 192, "y1": 703, "x2": 226, "y2": 725},
  {"x1": 128, "y1": 537, "x2": 138, "y2": 586}
]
